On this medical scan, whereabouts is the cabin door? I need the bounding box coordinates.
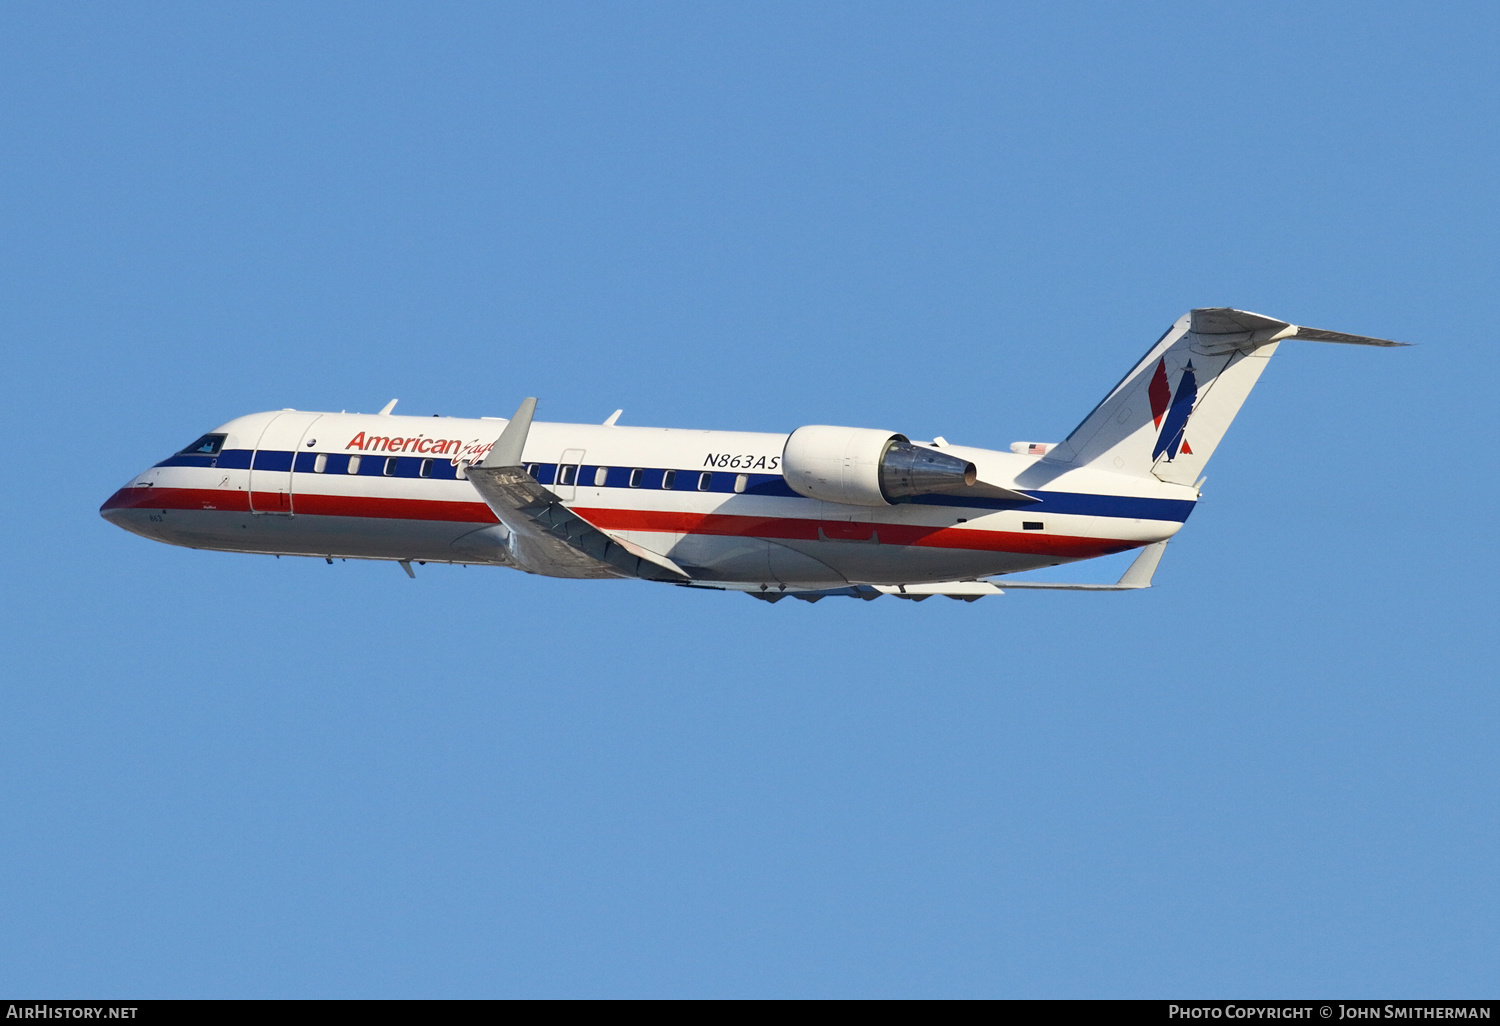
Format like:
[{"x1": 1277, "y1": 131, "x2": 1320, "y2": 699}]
[
  {"x1": 553, "y1": 448, "x2": 586, "y2": 501},
  {"x1": 249, "y1": 412, "x2": 322, "y2": 514}
]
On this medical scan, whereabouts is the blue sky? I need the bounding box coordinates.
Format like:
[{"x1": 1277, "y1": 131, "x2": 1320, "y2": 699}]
[{"x1": 1, "y1": 1, "x2": 1496, "y2": 998}]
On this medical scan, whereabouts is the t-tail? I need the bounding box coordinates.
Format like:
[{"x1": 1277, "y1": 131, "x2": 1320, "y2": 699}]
[{"x1": 1043, "y1": 307, "x2": 1408, "y2": 484}]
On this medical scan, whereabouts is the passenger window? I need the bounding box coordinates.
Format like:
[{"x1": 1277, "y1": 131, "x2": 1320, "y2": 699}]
[
  {"x1": 313, "y1": 454, "x2": 328, "y2": 474},
  {"x1": 594, "y1": 466, "x2": 609, "y2": 487},
  {"x1": 177, "y1": 433, "x2": 226, "y2": 456},
  {"x1": 384, "y1": 457, "x2": 398, "y2": 476},
  {"x1": 455, "y1": 463, "x2": 468, "y2": 480},
  {"x1": 347, "y1": 455, "x2": 361, "y2": 474},
  {"x1": 734, "y1": 474, "x2": 748, "y2": 493},
  {"x1": 662, "y1": 470, "x2": 677, "y2": 489},
  {"x1": 698, "y1": 472, "x2": 712, "y2": 491},
  {"x1": 559, "y1": 464, "x2": 578, "y2": 487},
  {"x1": 420, "y1": 459, "x2": 433, "y2": 478},
  {"x1": 629, "y1": 468, "x2": 643, "y2": 488},
  {"x1": 525, "y1": 463, "x2": 540, "y2": 478}
]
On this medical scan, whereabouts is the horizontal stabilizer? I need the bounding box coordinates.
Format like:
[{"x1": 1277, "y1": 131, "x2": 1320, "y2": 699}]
[
  {"x1": 997, "y1": 540, "x2": 1167, "y2": 591},
  {"x1": 1190, "y1": 308, "x2": 1293, "y2": 336},
  {"x1": 1291, "y1": 326, "x2": 1410, "y2": 347},
  {"x1": 1189, "y1": 308, "x2": 1411, "y2": 349}
]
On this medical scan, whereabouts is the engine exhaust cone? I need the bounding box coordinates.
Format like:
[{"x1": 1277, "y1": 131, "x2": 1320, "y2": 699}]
[{"x1": 879, "y1": 440, "x2": 977, "y2": 501}]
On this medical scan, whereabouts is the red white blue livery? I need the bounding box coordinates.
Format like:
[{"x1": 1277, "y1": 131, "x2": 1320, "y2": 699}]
[{"x1": 101, "y1": 308, "x2": 1406, "y2": 601}]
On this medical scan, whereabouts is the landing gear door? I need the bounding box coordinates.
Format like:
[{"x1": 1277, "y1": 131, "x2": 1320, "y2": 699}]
[{"x1": 249, "y1": 412, "x2": 322, "y2": 514}]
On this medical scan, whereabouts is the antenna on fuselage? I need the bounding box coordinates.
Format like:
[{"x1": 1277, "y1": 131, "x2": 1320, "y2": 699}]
[{"x1": 378, "y1": 399, "x2": 398, "y2": 415}]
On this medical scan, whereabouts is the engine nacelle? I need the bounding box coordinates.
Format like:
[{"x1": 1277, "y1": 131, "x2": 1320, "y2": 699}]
[{"x1": 781, "y1": 425, "x2": 978, "y2": 507}]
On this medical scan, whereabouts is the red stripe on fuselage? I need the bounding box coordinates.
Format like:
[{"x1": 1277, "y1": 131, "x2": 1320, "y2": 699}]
[
  {"x1": 570, "y1": 507, "x2": 1133, "y2": 559},
  {"x1": 101, "y1": 487, "x2": 1136, "y2": 558},
  {"x1": 288, "y1": 492, "x2": 496, "y2": 523},
  {"x1": 101, "y1": 486, "x2": 252, "y2": 513},
  {"x1": 100, "y1": 486, "x2": 496, "y2": 523}
]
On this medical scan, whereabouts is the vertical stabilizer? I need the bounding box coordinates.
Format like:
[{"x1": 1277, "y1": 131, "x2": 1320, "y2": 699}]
[{"x1": 1045, "y1": 308, "x2": 1301, "y2": 483}]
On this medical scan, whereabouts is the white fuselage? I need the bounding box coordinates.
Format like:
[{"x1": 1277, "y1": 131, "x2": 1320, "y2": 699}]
[{"x1": 101, "y1": 409, "x2": 1197, "y2": 588}]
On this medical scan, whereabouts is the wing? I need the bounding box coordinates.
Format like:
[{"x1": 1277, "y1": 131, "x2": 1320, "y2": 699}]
[
  {"x1": 711, "y1": 540, "x2": 1169, "y2": 602},
  {"x1": 466, "y1": 399, "x2": 688, "y2": 582}
]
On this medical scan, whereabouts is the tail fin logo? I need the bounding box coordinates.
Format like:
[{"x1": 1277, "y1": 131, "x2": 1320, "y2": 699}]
[
  {"x1": 1148, "y1": 358, "x2": 1172, "y2": 428},
  {"x1": 1151, "y1": 361, "x2": 1198, "y2": 462}
]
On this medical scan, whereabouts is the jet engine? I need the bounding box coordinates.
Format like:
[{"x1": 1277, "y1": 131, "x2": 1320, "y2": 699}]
[{"x1": 781, "y1": 425, "x2": 978, "y2": 507}]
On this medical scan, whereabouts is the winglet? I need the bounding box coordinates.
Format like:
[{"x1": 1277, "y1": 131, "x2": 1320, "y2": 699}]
[{"x1": 480, "y1": 398, "x2": 537, "y2": 469}]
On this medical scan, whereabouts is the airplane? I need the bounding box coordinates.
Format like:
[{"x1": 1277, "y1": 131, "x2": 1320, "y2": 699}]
[{"x1": 100, "y1": 307, "x2": 1407, "y2": 602}]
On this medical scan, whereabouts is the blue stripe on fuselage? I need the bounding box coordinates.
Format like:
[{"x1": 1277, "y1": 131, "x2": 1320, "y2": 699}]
[
  {"x1": 903, "y1": 490, "x2": 1196, "y2": 522},
  {"x1": 155, "y1": 449, "x2": 1196, "y2": 522}
]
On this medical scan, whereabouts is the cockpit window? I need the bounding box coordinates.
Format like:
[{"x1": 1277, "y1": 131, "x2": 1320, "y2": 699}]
[{"x1": 178, "y1": 433, "x2": 226, "y2": 456}]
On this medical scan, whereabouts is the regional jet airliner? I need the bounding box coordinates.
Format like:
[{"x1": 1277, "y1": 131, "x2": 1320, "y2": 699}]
[{"x1": 101, "y1": 308, "x2": 1405, "y2": 601}]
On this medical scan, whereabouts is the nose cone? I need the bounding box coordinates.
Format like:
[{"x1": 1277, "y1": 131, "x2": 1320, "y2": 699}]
[
  {"x1": 101, "y1": 478, "x2": 149, "y2": 517},
  {"x1": 100, "y1": 485, "x2": 133, "y2": 520},
  {"x1": 100, "y1": 475, "x2": 169, "y2": 540}
]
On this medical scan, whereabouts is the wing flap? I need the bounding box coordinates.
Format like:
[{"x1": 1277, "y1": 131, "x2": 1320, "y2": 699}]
[{"x1": 467, "y1": 463, "x2": 688, "y2": 582}]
